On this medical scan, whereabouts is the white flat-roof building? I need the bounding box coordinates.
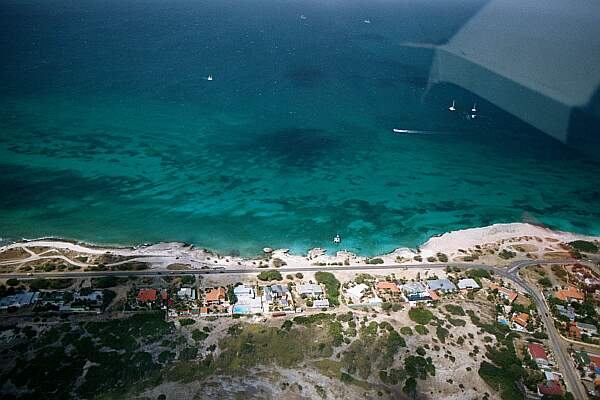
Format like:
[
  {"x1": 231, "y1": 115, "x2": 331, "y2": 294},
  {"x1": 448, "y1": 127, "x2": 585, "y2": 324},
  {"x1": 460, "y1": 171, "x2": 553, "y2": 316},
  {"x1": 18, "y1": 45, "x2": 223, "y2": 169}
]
[
  {"x1": 297, "y1": 283, "x2": 324, "y2": 297},
  {"x1": 177, "y1": 288, "x2": 196, "y2": 300},
  {"x1": 312, "y1": 299, "x2": 330, "y2": 308},
  {"x1": 347, "y1": 283, "x2": 369, "y2": 303},
  {"x1": 234, "y1": 284, "x2": 254, "y2": 298},
  {"x1": 427, "y1": 279, "x2": 457, "y2": 293},
  {"x1": 457, "y1": 279, "x2": 480, "y2": 290}
]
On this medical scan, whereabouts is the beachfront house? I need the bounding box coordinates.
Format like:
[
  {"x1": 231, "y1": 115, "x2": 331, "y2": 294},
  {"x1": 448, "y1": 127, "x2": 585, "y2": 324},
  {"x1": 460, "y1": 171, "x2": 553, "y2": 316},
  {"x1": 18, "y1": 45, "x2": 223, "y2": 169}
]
[
  {"x1": 205, "y1": 287, "x2": 226, "y2": 305},
  {"x1": 263, "y1": 284, "x2": 293, "y2": 312},
  {"x1": 232, "y1": 284, "x2": 263, "y2": 314},
  {"x1": 400, "y1": 282, "x2": 432, "y2": 302},
  {"x1": 427, "y1": 279, "x2": 456, "y2": 293},
  {"x1": 0, "y1": 292, "x2": 39, "y2": 310},
  {"x1": 312, "y1": 299, "x2": 330, "y2": 308},
  {"x1": 347, "y1": 283, "x2": 369, "y2": 304},
  {"x1": 375, "y1": 281, "x2": 404, "y2": 302},
  {"x1": 345, "y1": 283, "x2": 382, "y2": 306},
  {"x1": 177, "y1": 287, "x2": 196, "y2": 300},
  {"x1": 376, "y1": 281, "x2": 400, "y2": 294},
  {"x1": 296, "y1": 283, "x2": 324, "y2": 297},
  {"x1": 137, "y1": 289, "x2": 158, "y2": 303},
  {"x1": 457, "y1": 278, "x2": 480, "y2": 290}
]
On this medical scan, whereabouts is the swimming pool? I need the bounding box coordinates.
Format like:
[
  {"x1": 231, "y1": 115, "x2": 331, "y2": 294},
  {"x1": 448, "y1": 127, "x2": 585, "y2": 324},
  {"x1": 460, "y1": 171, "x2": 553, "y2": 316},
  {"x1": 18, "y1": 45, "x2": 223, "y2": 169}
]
[{"x1": 232, "y1": 305, "x2": 251, "y2": 314}]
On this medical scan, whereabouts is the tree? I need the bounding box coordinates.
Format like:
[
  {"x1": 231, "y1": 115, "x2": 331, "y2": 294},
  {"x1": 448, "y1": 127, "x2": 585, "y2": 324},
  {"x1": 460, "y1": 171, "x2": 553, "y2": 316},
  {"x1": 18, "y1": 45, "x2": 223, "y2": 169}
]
[
  {"x1": 6, "y1": 278, "x2": 19, "y2": 287},
  {"x1": 29, "y1": 278, "x2": 50, "y2": 291},
  {"x1": 402, "y1": 377, "x2": 417, "y2": 398}
]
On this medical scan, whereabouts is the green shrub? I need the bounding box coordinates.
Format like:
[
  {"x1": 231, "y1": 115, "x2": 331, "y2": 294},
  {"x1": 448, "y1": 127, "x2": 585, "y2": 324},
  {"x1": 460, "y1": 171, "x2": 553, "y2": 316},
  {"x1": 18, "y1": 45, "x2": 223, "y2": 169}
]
[
  {"x1": 28, "y1": 278, "x2": 50, "y2": 291},
  {"x1": 448, "y1": 318, "x2": 466, "y2": 327},
  {"x1": 365, "y1": 258, "x2": 384, "y2": 265},
  {"x1": 179, "y1": 347, "x2": 198, "y2": 361},
  {"x1": 257, "y1": 270, "x2": 283, "y2": 281},
  {"x1": 537, "y1": 277, "x2": 552, "y2": 287},
  {"x1": 437, "y1": 253, "x2": 448, "y2": 262},
  {"x1": 569, "y1": 240, "x2": 598, "y2": 253},
  {"x1": 444, "y1": 304, "x2": 465, "y2": 316},
  {"x1": 400, "y1": 326, "x2": 413, "y2": 336},
  {"x1": 498, "y1": 249, "x2": 516, "y2": 260},
  {"x1": 6, "y1": 278, "x2": 19, "y2": 287},
  {"x1": 415, "y1": 325, "x2": 429, "y2": 335},
  {"x1": 436, "y1": 326, "x2": 449, "y2": 343},
  {"x1": 408, "y1": 308, "x2": 434, "y2": 325},
  {"x1": 179, "y1": 318, "x2": 195, "y2": 327},
  {"x1": 192, "y1": 329, "x2": 208, "y2": 341},
  {"x1": 315, "y1": 272, "x2": 340, "y2": 306}
]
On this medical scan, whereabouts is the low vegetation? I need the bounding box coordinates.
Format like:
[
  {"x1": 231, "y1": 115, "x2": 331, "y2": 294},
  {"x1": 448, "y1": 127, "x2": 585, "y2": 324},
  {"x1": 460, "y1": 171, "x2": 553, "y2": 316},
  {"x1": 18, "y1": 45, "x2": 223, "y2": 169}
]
[
  {"x1": 408, "y1": 308, "x2": 434, "y2": 325},
  {"x1": 257, "y1": 270, "x2": 283, "y2": 281},
  {"x1": 315, "y1": 271, "x2": 340, "y2": 306},
  {"x1": 569, "y1": 240, "x2": 598, "y2": 253}
]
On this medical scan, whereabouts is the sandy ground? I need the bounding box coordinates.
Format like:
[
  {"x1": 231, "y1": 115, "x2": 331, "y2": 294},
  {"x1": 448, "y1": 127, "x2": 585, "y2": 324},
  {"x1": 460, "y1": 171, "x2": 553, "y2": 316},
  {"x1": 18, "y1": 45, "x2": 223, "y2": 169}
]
[{"x1": 2, "y1": 223, "x2": 598, "y2": 275}]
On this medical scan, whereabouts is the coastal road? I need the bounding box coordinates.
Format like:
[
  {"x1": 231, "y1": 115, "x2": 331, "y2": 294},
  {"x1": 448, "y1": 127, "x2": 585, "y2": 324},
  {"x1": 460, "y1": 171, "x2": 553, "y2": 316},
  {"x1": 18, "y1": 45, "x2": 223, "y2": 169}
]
[{"x1": 0, "y1": 258, "x2": 581, "y2": 280}]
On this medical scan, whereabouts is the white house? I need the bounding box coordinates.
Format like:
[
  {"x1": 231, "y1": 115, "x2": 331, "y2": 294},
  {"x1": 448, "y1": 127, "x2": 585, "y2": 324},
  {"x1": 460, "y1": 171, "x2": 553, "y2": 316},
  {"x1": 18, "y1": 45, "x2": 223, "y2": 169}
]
[
  {"x1": 347, "y1": 283, "x2": 369, "y2": 303},
  {"x1": 296, "y1": 283, "x2": 324, "y2": 297},
  {"x1": 457, "y1": 279, "x2": 480, "y2": 290},
  {"x1": 312, "y1": 299, "x2": 330, "y2": 308},
  {"x1": 177, "y1": 288, "x2": 196, "y2": 300}
]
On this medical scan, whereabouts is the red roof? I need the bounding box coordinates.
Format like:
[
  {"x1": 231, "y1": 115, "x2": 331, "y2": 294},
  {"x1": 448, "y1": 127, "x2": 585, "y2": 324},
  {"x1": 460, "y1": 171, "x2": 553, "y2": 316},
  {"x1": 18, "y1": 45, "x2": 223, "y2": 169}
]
[
  {"x1": 206, "y1": 287, "x2": 226, "y2": 302},
  {"x1": 376, "y1": 281, "x2": 399, "y2": 293},
  {"x1": 538, "y1": 381, "x2": 563, "y2": 396},
  {"x1": 555, "y1": 286, "x2": 584, "y2": 302},
  {"x1": 590, "y1": 354, "x2": 600, "y2": 368},
  {"x1": 137, "y1": 289, "x2": 157, "y2": 302},
  {"x1": 528, "y1": 343, "x2": 548, "y2": 360}
]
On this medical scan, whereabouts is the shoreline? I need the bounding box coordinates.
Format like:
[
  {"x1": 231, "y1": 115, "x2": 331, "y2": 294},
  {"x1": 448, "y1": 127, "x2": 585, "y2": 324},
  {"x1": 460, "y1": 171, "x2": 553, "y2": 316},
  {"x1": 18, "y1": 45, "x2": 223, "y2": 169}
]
[{"x1": 1, "y1": 222, "x2": 598, "y2": 269}]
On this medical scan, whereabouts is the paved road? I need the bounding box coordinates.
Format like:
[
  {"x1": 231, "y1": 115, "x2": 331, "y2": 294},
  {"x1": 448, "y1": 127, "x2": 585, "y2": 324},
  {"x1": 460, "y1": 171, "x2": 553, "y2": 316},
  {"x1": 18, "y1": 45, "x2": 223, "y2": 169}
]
[
  {"x1": 2, "y1": 257, "x2": 597, "y2": 398},
  {"x1": 0, "y1": 259, "x2": 573, "y2": 280}
]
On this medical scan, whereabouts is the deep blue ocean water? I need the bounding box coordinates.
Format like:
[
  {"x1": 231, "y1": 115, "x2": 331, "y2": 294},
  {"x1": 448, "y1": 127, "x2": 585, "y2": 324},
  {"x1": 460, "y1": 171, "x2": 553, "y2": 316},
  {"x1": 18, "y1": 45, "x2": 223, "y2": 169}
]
[{"x1": 1, "y1": 0, "x2": 599, "y2": 255}]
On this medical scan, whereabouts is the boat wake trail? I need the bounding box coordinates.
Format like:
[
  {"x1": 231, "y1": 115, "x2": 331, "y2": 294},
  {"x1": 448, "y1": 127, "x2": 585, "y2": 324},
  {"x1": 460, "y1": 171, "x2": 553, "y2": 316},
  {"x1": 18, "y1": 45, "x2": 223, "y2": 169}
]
[{"x1": 392, "y1": 129, "x2": 462, "y2": 135}]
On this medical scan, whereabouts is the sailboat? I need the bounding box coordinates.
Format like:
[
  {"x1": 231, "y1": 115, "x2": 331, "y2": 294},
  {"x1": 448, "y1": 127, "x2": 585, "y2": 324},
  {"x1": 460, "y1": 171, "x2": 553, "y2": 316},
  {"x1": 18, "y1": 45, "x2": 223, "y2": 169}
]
[
  {"x1": 207, "y1": 75, "x2": 213, "y2": 81},
  {"x1": 448, "y1": 100, "x2": 456, "y2": 111},
  {"x1": 471, "y1": 103, "x2": 477, "y2": 113}
]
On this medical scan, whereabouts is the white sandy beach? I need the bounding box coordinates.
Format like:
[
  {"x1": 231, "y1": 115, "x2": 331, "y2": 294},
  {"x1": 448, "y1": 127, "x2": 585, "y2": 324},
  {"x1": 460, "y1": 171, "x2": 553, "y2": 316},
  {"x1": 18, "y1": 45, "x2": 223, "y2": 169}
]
[{"x1": 1, "y1": 223, "x2": 598, "y2": 271}]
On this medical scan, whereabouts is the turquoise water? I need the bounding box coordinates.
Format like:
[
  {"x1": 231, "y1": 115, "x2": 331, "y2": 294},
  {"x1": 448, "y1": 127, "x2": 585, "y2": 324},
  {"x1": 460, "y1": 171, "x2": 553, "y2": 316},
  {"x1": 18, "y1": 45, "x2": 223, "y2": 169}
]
[
  {"x1": 232, "y1": 305, "x2": 251, "y2": 314},
  {"x1": 1, "y1": 0, "x2": 599, "y2": 256}
]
